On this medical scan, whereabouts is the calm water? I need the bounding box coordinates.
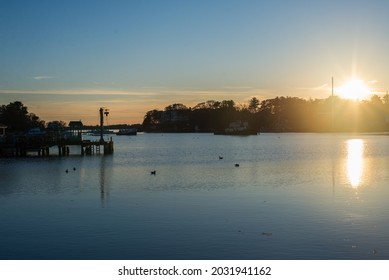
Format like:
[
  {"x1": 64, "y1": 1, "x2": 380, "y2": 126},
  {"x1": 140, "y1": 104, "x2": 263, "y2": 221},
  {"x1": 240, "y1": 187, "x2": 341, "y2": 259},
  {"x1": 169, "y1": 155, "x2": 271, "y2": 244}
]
[{"x1": 1, "y1": 133, "x2": 389, "y2": 260}]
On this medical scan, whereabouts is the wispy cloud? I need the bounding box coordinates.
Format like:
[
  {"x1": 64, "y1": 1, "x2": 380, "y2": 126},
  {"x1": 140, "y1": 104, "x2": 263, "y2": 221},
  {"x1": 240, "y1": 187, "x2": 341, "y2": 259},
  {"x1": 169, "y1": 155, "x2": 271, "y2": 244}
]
[
  {"x1": 223, "y1": 86, "x2": 254, "y2": 89},
  {"x1": 0, "y1": 89, "x2": 151, "y2": 96},
  {"x1": 297, "y1": 83, "x2": 329, "y2": 91},
  {"x1": 141, "y1": 86, "x2": 167, "y2": 89},
  {"x1": 0, "y1": 87, "x2": 270, "y2": 97},
  {"x1": 33, "y1": 76, "x2": 55, "y2": 80}
]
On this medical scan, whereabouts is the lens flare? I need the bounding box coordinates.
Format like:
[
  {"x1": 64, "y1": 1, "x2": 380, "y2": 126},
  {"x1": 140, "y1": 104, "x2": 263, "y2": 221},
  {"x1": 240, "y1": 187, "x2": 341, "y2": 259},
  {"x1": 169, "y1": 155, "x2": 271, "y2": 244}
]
[{"x1": 337, "y1": 79, "x2": 371, "y2": 101}]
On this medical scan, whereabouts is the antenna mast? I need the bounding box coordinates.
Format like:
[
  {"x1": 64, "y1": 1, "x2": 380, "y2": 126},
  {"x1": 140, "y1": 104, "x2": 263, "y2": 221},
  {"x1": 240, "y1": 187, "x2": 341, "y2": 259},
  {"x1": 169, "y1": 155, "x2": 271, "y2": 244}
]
[
  {"x1": 99, "y1": 107, "x2": 109, "y2": 142},
  {"x1": 331, "y1": 77, "x2": 334, "y2": 132}
]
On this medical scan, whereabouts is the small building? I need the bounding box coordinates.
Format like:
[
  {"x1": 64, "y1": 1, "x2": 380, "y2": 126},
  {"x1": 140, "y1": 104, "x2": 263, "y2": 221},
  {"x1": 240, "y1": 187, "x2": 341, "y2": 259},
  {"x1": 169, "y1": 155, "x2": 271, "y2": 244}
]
[
  {"x1": 68, "y1": 121, "x2": 83, "y2": 142},
  {"x1": 0, "y1": 123, "x2": 6, "y2": 136},
  {"x1": 0, "y1": 123, "x2": 7, "y2": 144}
]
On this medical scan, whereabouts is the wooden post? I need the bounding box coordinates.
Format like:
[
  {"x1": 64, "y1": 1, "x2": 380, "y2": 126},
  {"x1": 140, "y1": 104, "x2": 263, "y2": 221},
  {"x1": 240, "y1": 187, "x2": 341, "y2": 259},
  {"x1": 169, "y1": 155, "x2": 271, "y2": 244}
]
[{"x1": 99, "y1": 107, "x2": 104, "y2": 143}]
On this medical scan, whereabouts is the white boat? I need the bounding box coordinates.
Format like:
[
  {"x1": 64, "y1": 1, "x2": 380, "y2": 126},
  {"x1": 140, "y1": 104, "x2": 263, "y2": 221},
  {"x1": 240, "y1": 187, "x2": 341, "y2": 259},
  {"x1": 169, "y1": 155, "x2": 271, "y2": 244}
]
[
  {"x1": 214, "y1": 121, "x2": 258, "y2": 135},
  {"x1": 116, "y1": 128, "x2": 137, "y2": 136},
  {"x1": 88, "y1": 129, "x2": 115, "y2": 136}
]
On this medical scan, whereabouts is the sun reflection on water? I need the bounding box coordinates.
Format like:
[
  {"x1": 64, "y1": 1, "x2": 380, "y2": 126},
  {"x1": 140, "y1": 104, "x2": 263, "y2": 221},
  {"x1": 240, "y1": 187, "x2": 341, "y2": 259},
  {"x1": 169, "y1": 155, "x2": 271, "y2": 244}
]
[{"x1": 346, "y1": 139, "x2": 364, "y2": 188}]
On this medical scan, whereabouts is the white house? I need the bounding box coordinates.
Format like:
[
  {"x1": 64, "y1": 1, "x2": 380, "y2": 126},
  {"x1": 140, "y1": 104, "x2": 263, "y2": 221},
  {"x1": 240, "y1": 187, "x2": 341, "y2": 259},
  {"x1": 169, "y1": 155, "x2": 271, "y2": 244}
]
[{"x1": 0, "y1": 123, "x2": 7, "y2": 136}]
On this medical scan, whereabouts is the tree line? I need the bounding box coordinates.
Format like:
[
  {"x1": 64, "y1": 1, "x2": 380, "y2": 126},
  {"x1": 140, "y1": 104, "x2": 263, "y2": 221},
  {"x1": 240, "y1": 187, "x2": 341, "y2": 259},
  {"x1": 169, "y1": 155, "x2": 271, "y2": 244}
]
[
  {"x1": 2, "y1": 95, "x2": 389, "y2": 134},
  {"x1": 142, "y1": 95, "x2": 389, "y2": 133}
]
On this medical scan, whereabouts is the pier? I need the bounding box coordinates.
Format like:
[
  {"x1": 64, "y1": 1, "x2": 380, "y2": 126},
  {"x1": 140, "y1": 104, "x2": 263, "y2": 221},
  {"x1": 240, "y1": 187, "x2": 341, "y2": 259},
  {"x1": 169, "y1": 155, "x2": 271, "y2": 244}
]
[
  {"x1": 0, "y1": 138, "x2": 114, "y2": 157},
  {"x1": 0, "y1": 108, "x2": 114, "y2": 157}
]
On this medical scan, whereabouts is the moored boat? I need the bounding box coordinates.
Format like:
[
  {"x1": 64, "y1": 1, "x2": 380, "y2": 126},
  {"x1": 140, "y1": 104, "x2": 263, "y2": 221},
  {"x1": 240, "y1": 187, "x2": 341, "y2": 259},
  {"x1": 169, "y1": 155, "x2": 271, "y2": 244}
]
[
  {"x1": 116, "y1": 128, "x2": 137, "y2": 136},
  {"x1": 214, "y1": 120, "x2": 258, "y2": 135}
]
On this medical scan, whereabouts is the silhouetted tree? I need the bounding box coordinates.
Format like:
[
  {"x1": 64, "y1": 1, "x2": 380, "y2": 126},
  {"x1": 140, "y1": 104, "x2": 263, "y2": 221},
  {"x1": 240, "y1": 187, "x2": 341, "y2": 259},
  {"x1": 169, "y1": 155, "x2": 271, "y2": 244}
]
[
  {"x1": 142, "y1": 109, "x2": 163, "y2": 130},
  {"x1": 47, "y1": 120, "x2": 67, "y2": 131},
  {"x1": 161, "y1": 103, "x2": 192, "y2": 132},
  {"x1": 0, "y1": 101, "x2": 44, "y2": 132},
  {"x1": 220, "y1": 100, "x2": 235, "y2": 109},
  {"x1": 140, "y1": 95, "x2": 389, "y2": 133},
  {"x1": 164, "y1": 103, "x2": 188, "y2": 111},
  {"x1": 248, "y1": 97, "x2": 260, "y2": 113}
]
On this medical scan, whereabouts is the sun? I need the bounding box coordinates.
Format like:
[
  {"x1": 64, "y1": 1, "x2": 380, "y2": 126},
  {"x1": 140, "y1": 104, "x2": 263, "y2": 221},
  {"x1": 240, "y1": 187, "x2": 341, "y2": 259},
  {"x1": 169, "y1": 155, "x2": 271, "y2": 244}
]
[{"x1": 337, "y1": 78, "x2": 371, "y2": 100}]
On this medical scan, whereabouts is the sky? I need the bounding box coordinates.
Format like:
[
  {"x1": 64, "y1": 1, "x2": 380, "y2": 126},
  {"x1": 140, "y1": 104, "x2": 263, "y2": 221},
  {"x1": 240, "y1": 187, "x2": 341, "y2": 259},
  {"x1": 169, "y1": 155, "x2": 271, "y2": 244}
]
[{"x1": 1, "y1": 0, "x2": 389, "y2": 125}]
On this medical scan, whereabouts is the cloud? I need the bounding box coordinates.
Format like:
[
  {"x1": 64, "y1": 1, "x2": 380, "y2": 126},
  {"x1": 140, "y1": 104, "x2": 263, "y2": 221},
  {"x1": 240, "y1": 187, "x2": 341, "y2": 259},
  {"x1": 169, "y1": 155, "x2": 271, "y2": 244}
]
[
  {"x1": 0, "y1": 89, "x2": 149, "y2": 96},
  {"x1": 223, "y1": 86, "x2": 254, "y2": 89},
  {"x1": 297, "y1": 83, "x2": 329, "y2": 91},
  {"x1": 33, "y1": 76, "x2": 55, "y2": 80},
  {"x1": 0, "y1": 87, "x2": 269, "y2": 97}
]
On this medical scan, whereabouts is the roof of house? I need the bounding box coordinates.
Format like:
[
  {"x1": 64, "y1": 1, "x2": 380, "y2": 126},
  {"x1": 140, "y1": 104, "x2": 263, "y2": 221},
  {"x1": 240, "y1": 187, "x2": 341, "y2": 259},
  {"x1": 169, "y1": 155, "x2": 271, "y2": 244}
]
[{"x1": 68, "y1": 121, "x2": 83, "y2": 127}]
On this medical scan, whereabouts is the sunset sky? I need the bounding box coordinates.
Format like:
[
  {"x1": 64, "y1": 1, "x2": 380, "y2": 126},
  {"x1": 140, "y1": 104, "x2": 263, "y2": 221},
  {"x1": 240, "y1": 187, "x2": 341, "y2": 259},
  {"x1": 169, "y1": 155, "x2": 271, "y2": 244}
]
[{"x1": 1, "y1": 0, "x2": 389, "y2": 125}]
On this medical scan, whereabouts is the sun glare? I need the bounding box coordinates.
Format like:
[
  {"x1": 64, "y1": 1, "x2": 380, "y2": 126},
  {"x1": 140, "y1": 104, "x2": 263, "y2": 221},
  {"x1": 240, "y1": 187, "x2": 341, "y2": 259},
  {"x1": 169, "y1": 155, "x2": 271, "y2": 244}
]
[
  {"x1": 337, "y1": 78, "x2": 371, "y2": 101},
  {"x1": 346, "y1": 139, "x2": 364, "y2": 188}
]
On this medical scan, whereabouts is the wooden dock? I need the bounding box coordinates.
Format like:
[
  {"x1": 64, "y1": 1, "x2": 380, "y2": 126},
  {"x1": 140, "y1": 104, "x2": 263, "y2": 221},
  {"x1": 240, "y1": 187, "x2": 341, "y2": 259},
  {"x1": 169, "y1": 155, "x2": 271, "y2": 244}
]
[
  {"x1": 0, "y1": 108, "x2": 114, "y2": 157},
  {"x1": 0, "y1": 137, "x2": 114, "y2": 157}
]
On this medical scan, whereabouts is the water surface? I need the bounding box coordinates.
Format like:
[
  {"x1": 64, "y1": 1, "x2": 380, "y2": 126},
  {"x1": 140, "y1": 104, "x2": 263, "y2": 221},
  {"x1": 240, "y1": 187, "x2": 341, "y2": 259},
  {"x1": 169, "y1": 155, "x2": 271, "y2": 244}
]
[{"x1": 1, "y1": 133, "x2": 389, "y2": 259}]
